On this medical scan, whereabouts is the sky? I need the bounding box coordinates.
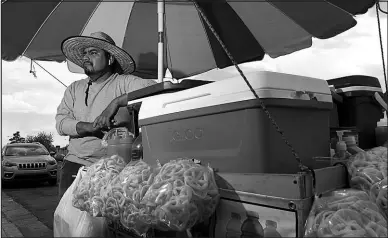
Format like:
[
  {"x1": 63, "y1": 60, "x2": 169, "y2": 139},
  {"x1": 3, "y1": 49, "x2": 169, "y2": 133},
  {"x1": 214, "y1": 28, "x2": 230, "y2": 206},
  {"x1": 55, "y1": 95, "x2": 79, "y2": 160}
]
[{"x1": 1, "y1": 5, "x2": 387, "y2": 147}]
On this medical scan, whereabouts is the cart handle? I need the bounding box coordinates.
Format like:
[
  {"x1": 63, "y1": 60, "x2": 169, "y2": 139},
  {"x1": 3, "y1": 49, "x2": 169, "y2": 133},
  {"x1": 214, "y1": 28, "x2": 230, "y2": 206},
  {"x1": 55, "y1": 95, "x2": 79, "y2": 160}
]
[{"x1": 374, "y1": 92, "x2": 387, "y2": 111}]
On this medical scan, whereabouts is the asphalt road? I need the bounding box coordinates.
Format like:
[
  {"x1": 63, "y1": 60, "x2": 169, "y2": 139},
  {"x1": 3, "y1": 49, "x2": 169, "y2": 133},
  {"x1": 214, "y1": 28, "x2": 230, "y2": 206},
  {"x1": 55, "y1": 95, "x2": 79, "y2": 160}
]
[{"x1": 2, "y1": 161, "x2": 62, "y2": 231}]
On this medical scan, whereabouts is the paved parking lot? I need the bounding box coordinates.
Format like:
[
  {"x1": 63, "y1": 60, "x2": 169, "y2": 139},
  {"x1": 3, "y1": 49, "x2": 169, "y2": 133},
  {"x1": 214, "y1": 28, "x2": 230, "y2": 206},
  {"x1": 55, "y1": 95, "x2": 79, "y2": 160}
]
[{"x1": 1, "y1": 162, "x2": 62, "y2": 237}]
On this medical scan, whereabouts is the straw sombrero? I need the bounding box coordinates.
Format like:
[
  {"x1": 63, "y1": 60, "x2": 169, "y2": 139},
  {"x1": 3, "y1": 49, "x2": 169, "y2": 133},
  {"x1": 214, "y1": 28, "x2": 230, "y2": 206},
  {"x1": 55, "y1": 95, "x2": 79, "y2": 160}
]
[{"x1": 61, "y1": 32, "x2": 135, "y2": 75}]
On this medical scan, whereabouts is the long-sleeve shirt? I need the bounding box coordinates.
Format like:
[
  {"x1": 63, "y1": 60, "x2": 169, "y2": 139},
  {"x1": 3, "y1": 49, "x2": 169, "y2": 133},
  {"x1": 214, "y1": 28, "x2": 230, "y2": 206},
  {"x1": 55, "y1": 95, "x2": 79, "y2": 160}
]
[{"x1": 55, "y1": 73, "x2": 156, "y2": 165}]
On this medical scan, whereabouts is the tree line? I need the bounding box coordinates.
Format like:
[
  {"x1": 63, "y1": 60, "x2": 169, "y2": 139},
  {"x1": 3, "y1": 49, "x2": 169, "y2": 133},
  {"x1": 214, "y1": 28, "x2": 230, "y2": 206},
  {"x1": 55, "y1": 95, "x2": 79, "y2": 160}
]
[{"x1": 8, "y1": 131, "x2": 56, "y2": 152}]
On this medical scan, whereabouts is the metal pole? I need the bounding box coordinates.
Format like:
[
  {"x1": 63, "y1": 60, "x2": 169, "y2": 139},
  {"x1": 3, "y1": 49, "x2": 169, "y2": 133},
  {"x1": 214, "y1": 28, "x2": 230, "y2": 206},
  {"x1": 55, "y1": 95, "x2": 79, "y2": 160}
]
[{"x1": 157, "y1": 0, "x2": 165, "y2": 83}]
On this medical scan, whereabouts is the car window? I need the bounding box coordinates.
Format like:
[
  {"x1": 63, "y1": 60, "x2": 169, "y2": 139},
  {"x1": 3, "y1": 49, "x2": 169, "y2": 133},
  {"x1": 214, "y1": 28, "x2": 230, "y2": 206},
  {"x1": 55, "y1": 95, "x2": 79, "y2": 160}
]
[{"x1": 5, "y1": 145, "x2": 49, "y2": 156}]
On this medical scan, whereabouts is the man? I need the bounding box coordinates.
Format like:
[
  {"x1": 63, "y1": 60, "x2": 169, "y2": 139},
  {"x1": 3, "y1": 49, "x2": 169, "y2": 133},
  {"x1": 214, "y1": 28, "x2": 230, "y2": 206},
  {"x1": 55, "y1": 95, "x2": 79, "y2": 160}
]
[{"x1": 56, "y1": 32, "x2": 156, "y2": 200}]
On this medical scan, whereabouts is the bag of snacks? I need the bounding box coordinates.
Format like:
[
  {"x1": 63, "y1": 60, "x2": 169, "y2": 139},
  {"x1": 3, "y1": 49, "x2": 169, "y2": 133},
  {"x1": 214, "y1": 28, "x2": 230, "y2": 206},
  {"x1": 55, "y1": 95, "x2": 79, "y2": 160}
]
[
  {"x1": 370, "y1": 178, "x2": 388, "y2": 218},
  {"x1": 304, "y1": 189, "x2": 387, "y2": 237},
  {"x1": 72, "y1": 154, "x2": 126, "y2": 216},
  {"x1": 347, "y1": 146, "x2": 387, "y2": 217},
  {"x1": 141, "y1": 159, "x2": 220, "y2": 234},
  {"x1": 101, "y1": 159, "x2": 159, "y2": 231}
]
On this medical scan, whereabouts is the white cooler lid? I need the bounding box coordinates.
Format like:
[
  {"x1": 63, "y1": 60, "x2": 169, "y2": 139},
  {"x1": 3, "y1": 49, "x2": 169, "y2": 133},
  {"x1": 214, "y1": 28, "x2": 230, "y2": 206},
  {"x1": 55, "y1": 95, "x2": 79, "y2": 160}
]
[{"x1": 135, "y1": 71, "x2": 332, "y2": 120}]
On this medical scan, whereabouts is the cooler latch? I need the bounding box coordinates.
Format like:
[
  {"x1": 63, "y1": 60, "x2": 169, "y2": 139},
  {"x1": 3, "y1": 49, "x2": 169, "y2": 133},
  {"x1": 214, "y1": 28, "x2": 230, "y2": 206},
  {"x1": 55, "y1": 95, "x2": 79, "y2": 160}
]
[{"x1": 291, "y1": 90, "x2": 317, "y2": 100}]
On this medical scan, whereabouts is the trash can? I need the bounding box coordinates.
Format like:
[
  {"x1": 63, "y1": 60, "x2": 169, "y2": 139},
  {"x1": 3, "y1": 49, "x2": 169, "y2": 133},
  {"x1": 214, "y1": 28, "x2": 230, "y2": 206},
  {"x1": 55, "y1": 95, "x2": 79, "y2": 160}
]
[{"x1": 328, "y1": 75, "x2": 385, "y2": 149}]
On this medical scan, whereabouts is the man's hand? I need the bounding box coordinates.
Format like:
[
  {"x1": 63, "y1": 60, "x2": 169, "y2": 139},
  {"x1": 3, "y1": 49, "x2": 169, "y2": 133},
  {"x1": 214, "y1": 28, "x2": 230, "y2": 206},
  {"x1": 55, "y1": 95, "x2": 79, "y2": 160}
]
[
  {"x1": 75, "y1": 122, "x2": 104, "y2": 138},
  {"x1": 93, "y1": 99, "x2": 120, "y2": 130},
  {"x1": 93, "y1": 94, "x2": 129, "y2": 130}
]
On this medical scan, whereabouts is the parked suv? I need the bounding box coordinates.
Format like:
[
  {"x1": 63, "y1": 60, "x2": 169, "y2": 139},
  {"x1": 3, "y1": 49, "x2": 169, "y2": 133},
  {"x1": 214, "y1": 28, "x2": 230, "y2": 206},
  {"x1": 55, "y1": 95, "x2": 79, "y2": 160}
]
[{"x1": 1, "y1": 142, "x2": 58, "y2": 185}]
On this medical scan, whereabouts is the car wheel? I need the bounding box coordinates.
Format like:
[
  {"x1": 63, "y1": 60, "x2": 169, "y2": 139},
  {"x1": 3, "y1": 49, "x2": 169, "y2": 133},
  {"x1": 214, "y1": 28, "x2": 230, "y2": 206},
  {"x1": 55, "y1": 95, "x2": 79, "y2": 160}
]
[{"x1": 48, "y1": 179, "x2": 57, "y2": 186}]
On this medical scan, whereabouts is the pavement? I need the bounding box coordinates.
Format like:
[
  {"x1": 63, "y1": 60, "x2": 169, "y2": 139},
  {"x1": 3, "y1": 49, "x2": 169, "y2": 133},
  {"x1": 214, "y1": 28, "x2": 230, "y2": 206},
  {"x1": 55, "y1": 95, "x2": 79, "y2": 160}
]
[{"x1": 1, "y1": 192, "x2": 52, "y2": 237}]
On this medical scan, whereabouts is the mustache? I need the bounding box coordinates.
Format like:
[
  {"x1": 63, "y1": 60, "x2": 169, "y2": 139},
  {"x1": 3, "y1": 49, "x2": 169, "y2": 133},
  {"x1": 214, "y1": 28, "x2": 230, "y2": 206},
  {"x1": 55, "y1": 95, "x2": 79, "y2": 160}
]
[{"x1": 83, "y1": 61, "x2": 92, "y2": 67}]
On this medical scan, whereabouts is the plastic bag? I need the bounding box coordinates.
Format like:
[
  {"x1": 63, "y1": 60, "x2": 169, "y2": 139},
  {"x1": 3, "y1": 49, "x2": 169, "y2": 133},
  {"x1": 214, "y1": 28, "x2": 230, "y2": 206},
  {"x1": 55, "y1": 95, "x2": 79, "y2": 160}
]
[
  {"x1": 98, "y1": 160, "x2": 157, "y2": 225},
  {"x1": 54, "y1": 167, "x2": 107, "y2": 237},
  {"x1": 304, "y1": 189, "x2": 387, "y2": 237},
  {"x1": 141, "y1": 159, "x2": 220, "y2": 233},
  {"x1": 370, "y1": 178, "x2": 388, "y2": 218},
  {"x1": 72, "y1": 154, "x2": 126, "y2": 216},
  {"x1": 347, "y1": 146, "x2": 387, "y2": 216},
  {"x1": 347, "y1": 146, "x2": 386, "y2": 191},
  {"x1": 101, "y1": 160, "x2": 159, "y2": 235}
]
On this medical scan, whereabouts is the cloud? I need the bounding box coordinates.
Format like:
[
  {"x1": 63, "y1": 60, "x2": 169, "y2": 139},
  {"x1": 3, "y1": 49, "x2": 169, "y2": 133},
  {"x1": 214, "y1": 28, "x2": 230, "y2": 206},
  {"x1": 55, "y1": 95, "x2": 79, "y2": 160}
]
[
  {"x1": 2, "y1": 58, "x2": 86, "y2": 115},
  {"x1": 1, "y1": 112, "x2": 69, "y2": 147},
  {"x1": 2, "y1": 89, "x2": 64, "y2": 115},
  {"x1": 2, "y1": 94, "x2": 37, "y2": 113}
]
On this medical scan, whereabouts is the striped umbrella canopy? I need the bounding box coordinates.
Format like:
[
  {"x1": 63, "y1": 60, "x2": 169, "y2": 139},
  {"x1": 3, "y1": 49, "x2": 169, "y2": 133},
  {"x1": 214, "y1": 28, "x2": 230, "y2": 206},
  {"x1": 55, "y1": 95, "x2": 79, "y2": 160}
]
[{"x1": 1, "y1": 0, "x2": 377, "y2": 80}]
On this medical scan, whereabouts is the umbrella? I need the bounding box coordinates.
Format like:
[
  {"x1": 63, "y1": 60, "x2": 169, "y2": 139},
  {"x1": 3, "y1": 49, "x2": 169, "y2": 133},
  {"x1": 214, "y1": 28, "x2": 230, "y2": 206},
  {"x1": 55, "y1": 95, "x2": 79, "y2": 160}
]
[{"x1": 2, "y1": 0, "x2": 377, "y2": 82}]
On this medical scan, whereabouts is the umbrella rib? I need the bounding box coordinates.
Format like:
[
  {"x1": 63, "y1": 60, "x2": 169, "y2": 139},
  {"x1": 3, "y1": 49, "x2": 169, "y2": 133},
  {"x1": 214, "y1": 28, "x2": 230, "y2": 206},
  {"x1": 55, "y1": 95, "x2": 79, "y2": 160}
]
[
  {"x1": 22, "y1": 0, "x2": 64, "y2": 57},
  {"x1": 164, "y1": 11, "x2": 173, "y2": 75},
  {"x1": 193, "y1": 3, "x2": 218, "y2": 70},
  {"x1": 79, "y1": 1, "x2": 103, "y2": 35}
]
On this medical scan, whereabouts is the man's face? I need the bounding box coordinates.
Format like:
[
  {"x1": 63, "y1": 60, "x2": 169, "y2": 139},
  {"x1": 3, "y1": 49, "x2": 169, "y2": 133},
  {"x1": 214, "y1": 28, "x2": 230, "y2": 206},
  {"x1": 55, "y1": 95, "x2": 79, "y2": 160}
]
[{"x1": 82, "y1": 47, "x2": 109, "y2": 75}]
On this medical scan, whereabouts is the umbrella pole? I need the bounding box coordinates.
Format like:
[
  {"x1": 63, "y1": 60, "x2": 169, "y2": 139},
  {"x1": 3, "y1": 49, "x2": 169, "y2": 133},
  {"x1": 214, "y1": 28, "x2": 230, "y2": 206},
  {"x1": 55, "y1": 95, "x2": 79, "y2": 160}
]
[{"x1": 157, "y1": 0, "x2": 165, "y2": 83}]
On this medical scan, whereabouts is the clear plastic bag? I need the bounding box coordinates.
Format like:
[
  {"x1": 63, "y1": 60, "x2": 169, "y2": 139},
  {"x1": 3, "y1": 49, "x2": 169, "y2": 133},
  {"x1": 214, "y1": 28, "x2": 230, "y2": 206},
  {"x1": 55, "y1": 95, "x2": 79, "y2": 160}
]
[
  {"x1": 102, "y1": 160, "x2": 158, "y2": 229},
  {"x1": 347, "y1": 146, "x2": 387, "y2": 218},
  {"x1": 99, "y1": 159, "x2": 220, "y2": 237},
  {"x1": 72, "y1": 154, "x2": 126, "y2": 216},
  {"x1": 347, "y1": 147, "x2": 387, "y2": 192},
  {"x1": 370, "y1": 178, "x2": 388, "y2": 218},
  {"x1": 141, "y1": 159, "x2": 220, "y2": 233},
  {"x1": 304, "y1": 189, "x2": 387, "y2": 237}
]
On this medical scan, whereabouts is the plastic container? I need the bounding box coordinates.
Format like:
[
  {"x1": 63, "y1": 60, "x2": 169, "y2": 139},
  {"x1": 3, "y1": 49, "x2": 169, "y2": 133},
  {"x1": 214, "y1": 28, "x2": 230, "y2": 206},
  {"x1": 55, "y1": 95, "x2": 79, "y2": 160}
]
[
  {"x1": 137, "y1": 71, "x2": 333, "y2": 174},
  {"x1": 241, "y1": 211, "x2": 264, "y2": 238},
  {"x1": 131, "y1": 133, "x2": 143, "y2": 161},
  {"x1": 375, "y1": 112, "x2": 388, "y2": 146},
  {"x1": 103, "y1": 127, "x2": 135, "y2": 163},
  {"x1": 333, "y1": 131, "x2": 351, "y2": 160},
  {"x1": 225, "y1": 212, "x2": 243, "y2": 238},
  {"x1": 333, "y1": 141, "x2": 351, "y2": 160},
  {"x1": 343, "y1": 136, "x2": 364, "y2": 155},
  {"x1": 327, "y1": 75, "x2": 384, "y2": 149}
]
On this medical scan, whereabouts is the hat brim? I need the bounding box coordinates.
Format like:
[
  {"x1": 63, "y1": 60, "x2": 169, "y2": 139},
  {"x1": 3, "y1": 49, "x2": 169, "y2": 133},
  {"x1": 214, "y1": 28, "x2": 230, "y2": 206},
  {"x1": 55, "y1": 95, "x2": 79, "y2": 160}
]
[{"x1": 61, "y1": 36, "x2": 136, "y2": 75}]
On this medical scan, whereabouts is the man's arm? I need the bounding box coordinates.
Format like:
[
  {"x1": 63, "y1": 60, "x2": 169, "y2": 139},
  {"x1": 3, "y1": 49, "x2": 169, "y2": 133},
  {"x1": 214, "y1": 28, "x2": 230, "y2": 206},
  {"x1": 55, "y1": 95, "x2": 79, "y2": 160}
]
[
  {"x1": 56, "y1": 83, "x2": 103, "y2": 138},
  {"x1": 93, "y1": 75, "x2": 157, "y2": 129}
]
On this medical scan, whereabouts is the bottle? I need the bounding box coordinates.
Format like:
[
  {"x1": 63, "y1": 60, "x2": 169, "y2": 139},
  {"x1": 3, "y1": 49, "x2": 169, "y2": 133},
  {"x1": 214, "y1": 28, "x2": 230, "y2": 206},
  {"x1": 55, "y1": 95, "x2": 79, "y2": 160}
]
[
  {"x1": 106, "y1": 127, "x2": 135, "y2": 163},
  {"x1": 225, "y1": 212, "x2": 242, "y2": 238},
  {"x1": 375, "y1": 112, "x2": 388, "y2": 146},
  {"x1": 333, "y1": 131, "x2": 351, "y2": 160},
  {"x1": 263, "y1": 220, "x2": 282, "y2": 238},
  {"x1": 241, "y1": 211, "x2": 264, "y2": 238},
  {"x1": 343, "y1": 136, "x2": 364, "y2": 155},
  {"x1": 131, "y1": 133, "x2": 143, "y2": 161}
]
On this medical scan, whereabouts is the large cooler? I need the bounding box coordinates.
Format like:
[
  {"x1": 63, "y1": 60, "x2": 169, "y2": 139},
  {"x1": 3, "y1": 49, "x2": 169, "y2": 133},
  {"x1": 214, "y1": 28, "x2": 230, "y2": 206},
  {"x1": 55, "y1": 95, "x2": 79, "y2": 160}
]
[
  {"x1": 135, "y1": 71, "x2": 333, "y2": 174},
  {"x1": 327, "y1": 75, "x2": 385, "y2": 149}
]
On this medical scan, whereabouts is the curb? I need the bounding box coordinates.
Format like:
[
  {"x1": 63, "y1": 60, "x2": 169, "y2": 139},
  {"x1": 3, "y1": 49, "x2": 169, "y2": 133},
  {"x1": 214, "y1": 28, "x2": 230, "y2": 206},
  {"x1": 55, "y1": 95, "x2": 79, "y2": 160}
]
[{"x1": 1, "y1": 192, "x2": 52, "y2": 237}]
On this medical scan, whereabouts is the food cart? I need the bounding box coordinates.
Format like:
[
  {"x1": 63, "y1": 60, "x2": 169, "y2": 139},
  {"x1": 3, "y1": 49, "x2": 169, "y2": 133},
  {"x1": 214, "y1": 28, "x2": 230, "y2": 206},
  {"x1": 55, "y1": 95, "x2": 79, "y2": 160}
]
[
  {"x1": 2, "y1": 0, "x2": 385, "y2": 236},
  {"x1": 105, "y1": 71, "x2": 387, "y2": 237}
]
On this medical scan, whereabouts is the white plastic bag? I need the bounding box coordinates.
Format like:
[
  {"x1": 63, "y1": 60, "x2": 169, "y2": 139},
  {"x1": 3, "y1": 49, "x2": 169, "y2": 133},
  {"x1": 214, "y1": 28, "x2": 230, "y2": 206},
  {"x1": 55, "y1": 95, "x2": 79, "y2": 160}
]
[{"x1": 54, "y1": 166, "x2": 107, "y2": 237}]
